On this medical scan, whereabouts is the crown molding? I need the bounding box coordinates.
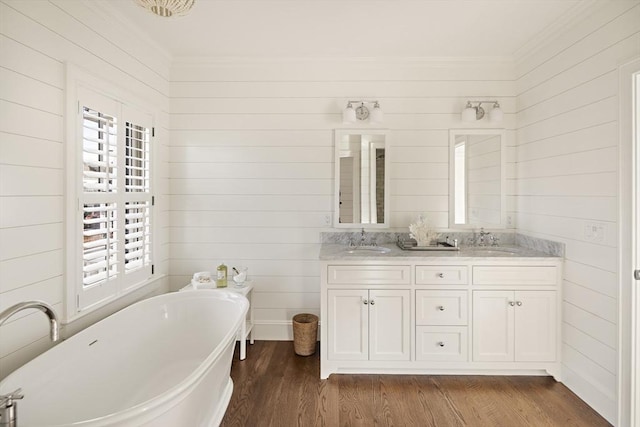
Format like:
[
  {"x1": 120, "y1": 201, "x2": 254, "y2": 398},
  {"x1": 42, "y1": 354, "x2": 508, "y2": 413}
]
[{"x1": 170, "y1": 56, "x2": 515, "y2": 68}]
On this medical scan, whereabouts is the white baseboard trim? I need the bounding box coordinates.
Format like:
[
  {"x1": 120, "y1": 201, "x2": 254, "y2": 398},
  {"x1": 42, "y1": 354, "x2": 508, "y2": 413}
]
[
  {"x1": 251, "y1": 321, "x2": 321, "y2": 341},
  {"x1": 562, "y1": 364, "x2": 617, "y2": 425}
]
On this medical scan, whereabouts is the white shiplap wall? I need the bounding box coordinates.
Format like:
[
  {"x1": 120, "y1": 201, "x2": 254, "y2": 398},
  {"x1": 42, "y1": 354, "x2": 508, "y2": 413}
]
[
  {"x1": 515, "y1": 2, "x2": 640, "y2": 423},
  {"x1": 169, "y1": 59, "x2": 516, "y2": 338},
  {"x1": 0, "y1": 0, "x2": 171, "y2": 378}
]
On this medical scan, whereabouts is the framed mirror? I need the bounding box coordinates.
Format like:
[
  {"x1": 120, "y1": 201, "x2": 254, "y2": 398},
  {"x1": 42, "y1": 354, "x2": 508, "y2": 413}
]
[
  {"x1": 334, "y1": 130, "x2": 389, "y2": 228},
  {"x1": 449, "y1": 129, "x2": 506, "y2": 228}
]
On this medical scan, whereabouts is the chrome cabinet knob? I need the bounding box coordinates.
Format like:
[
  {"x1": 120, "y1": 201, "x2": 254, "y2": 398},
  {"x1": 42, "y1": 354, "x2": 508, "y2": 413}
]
[
  {"x1": 516, "y1": 301, "x2": 523, "y2": 306},
  {"x1": 437, "y1": 273, "x2": 444, "y2": 278},
  {"x1": 363, "y1": 299, "x2": 369, "y2": 305},
  {"x1": 437, "y1": 342, "x2": 445, "y2": 347},
  {"x1": 509, "y1": 301, "x2": 516, "y2": 306},
  {"x1": 437, "y1": 305, "x2": 445, "y2": 311},
  {"x1": 370, "y1": 300, "x2": 375, "y2": 305}
]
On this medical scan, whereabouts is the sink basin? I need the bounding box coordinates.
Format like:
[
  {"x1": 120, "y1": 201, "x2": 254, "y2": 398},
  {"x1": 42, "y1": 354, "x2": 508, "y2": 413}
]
[
  {"x1": 466, "y1": 247, "x2": 521, "y2": 256},
  {"x1": 343, "y1": 246, "x2": 391, "y2": 254}
]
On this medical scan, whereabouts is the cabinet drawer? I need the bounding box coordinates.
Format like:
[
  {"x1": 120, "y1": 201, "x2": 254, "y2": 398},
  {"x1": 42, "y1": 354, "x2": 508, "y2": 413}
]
[
  {"x1": 415, "y1": 266, "x2": 468, "y2": 285},
  {"x1": 327, "y1": 265, "x2": 410, "y2": 285},
  {"x1": 416, "y1": 290, "x2": 468, "y2": 325},
  {"x1": 416, "y1": 326, "x2": 468, "y2": 361},
  {"x1": 472, "y1": 266, "x2": 558, "y2": 286}
]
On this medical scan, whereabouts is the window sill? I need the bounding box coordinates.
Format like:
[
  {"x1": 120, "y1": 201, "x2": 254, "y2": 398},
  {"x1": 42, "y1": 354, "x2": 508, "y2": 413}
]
[{"x1": 63, "y1": 274, "x2": 167, "y2": 325}]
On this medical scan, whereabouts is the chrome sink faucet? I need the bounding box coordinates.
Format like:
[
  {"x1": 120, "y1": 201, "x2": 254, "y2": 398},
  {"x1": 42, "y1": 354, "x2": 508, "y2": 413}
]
[
  {"x1": 0, "y1": 301, "x2": 60, "y2": 427},
  {"x1": 477, "y1": 228, "x2": 498, "y2": 247},
  {"x1": 350, "y1": 228, "x2": 377, "y2": 248},
  {"x1": 475, "y1": 228, "x2": 499, "y2": 247},
  {"x1": 477, "y1": 228, "x2": 488, "y2": 247}
]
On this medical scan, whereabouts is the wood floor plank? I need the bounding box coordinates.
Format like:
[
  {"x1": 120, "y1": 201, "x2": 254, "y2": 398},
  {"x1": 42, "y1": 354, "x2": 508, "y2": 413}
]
[
  {"x1": 315, "y1": 372, "x2": 340, "y2": 426},
  {"x1": 506, "y1": 376, "x2": 611, "y2": 427},
  {"x1": 338, "y1": 374, "x2": 375, "y2": 426},
  {"x1": 412, "y1": 376, "x2": 467, "y2": 426},
  {"x1": 222, "y1": 341, "x2": 279, "y2": 426},
  {"x1": 220, "y1": 342, "x2": 611, "y2": 427}
]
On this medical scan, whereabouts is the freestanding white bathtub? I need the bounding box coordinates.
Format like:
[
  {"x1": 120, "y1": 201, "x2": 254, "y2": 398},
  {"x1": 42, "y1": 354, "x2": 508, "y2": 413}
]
[{"x1": 0, "y1": 290, "x2": 249, "y2": 427}]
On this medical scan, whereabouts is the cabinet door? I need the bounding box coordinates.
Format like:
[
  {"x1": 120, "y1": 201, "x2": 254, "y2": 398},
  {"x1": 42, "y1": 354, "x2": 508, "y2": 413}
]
[
  {"x1": 327, "y1": 289, "x2": 368, "y2": 360},
  {"x1": 514, "y1": 291, "x2": 557, "y2": 362},
  {"x1": 472, "y1": 291, "x2": 514, "y2": 362},
  {"x1": 369, "y1": 289, "x2": 411, "y2": 361}
]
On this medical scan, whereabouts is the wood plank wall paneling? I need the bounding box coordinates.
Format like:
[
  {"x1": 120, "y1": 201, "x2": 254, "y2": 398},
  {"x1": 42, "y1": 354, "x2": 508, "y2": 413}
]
[
  {"x1": 168, "y1": 59, "x2": 517, "y2": 338},
  {"x1": 514, "y1": 2, "x2": 640, "y2": 423},
  {"x1": 0, "y1": 0, "x2": 171, "y2": 378},
  {"x1": 3, "y1": 1, "x2": 633, "y2": 423}
]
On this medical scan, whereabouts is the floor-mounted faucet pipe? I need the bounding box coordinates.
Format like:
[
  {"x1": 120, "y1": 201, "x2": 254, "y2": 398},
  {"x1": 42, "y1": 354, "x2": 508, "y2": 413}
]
[{"x1": 0, "y1": 300, "x2": 60, "y2": 341}]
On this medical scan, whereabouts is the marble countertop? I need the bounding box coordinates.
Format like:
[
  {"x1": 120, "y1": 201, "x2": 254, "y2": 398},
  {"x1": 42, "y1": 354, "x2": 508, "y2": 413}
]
[{"x1": 319, "y1": 243, "x2": 561, "y2": 261}]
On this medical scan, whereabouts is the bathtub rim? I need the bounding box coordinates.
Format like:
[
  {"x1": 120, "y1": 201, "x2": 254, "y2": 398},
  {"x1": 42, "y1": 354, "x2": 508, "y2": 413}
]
[{"x1": 0, "y1": 290, "x2": 249, "y2": 427}]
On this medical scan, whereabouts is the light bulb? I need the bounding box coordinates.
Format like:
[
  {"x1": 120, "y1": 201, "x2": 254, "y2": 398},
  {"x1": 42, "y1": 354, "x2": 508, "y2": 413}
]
[
  {"x1": 370, "y1": 102, "x2": 383, "y2": 124},
  {"x1": 489, "y1": 103, "x2": 503, "y2": 122},
  {"x1": 461, "y1": 102, "x2": 477, "y2": 122},
  {"x1": 343, "y1": 103, "x2": 356, "y2": 124}
]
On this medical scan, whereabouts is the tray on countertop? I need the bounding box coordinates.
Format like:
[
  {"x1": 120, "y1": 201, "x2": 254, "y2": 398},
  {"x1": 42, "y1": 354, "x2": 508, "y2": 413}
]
[{"x1": 396, "y1": 240, "x2": 460, "y2": 251}]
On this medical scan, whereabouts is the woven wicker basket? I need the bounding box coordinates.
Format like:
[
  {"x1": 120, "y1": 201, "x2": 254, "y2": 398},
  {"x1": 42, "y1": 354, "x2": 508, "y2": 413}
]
[{"x1": 292, "y1": 313, "x2": 318, "y2": 356}]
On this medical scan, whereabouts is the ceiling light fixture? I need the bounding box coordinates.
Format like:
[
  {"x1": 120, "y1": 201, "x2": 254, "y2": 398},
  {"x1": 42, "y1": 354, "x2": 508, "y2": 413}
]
[
  {"x1": 134, "y1": 0, "x2": 195, "y2": 18},
  {"x1": 461, "y1": 100, "x2": 503, "y2": 123},
  {"x1": 343, "y1": 100, "x2": 383, "y2": 124}
]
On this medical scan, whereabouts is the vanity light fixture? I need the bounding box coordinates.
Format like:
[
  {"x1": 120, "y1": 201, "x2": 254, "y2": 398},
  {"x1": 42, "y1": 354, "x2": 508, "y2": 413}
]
[
  {"x1": 134, "y1": 0, "x2": 195, "y2": 17},
  {"x1": 343, "y1": 100, "x2": 383, "y2": 124},
  {"x1": 461, "y1": 100, "x2": 503, "y2": 123},
  {"x1": 370, "y1": 101, "x2": 383, "y2": 124}
]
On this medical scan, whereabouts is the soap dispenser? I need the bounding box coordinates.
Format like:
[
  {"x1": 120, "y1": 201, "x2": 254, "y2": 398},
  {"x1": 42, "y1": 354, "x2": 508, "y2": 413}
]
[{"x1": 216, "y1": 262, "x2": 228, "y2": 288}]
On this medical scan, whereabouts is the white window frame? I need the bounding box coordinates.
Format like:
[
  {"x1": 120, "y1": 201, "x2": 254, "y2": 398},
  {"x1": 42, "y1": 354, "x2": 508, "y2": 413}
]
[{"x1": 65, "y1": 64, "x2": 158, "y2": 322}]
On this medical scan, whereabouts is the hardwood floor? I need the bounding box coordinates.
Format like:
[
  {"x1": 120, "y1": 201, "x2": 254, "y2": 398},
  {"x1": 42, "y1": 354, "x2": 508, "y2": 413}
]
[{"x1": 221, "y1": 341, "x2": 611, "y2": 427}]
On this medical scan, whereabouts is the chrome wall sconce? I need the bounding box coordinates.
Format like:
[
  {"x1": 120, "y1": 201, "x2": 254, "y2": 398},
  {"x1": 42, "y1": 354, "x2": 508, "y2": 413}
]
[
  {"x1": 343, "y1": 100, "x2": 383, "y2": 124},
  {"x1": 461, "y1": 100, "x2": 503, "y2": 123}
]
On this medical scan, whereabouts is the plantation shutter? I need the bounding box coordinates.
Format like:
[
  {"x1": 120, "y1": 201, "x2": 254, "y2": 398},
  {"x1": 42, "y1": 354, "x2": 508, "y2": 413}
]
[
  {"x1": 122, "y1": 107, "x2": 152, "y2": 289},
  {"x1": 76, "y1": 87, "x2": 153, "y2": 311}
]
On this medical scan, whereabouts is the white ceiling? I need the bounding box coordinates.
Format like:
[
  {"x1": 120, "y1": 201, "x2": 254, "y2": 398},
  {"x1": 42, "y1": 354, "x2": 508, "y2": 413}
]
[{"x1": 103, "y1": 0, "x2": 592, "y2": 59}]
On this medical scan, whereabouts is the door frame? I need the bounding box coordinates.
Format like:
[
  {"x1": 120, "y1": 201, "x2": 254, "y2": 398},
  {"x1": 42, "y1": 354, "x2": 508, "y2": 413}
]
[{"x1": 619, "y1": 57, "x2": 640, "y2": 427}]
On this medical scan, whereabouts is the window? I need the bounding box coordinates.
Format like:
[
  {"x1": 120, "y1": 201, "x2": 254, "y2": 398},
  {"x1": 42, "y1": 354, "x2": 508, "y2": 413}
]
[{"x1": 68, "y1": 82, "x2": 154, "y2": 317}]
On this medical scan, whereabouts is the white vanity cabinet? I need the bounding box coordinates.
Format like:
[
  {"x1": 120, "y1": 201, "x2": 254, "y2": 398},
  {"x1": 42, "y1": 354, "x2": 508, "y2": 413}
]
[
  {"x1": 472, "y1": 290, "x2": 557, "y2": 362},
  {"x1": 471, "y1": 264, "x2": 559, "y2": 364},
  {"x1": 327, "y1": 289, "x2": 410, "y2": 361},
  {"x1": 324, "y1": 265, "x2": 411, "y2": 362},
  {"x1": 320, "y1": 253, "x2": 562, "y2": 380}
]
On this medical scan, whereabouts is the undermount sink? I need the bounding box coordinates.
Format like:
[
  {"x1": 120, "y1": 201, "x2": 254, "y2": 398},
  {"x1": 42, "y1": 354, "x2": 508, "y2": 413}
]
[
  {"x1": 343, "y1": 246, "x2": 392, "y2": 254},
  {"x1": 465, "y1": 247, "x2": 521, "y2": 256}
]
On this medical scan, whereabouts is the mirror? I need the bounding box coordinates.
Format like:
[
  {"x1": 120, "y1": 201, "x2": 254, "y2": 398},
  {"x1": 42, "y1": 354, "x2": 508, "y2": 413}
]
[
  {"x1": 449, "y1": 129, "x2": 506, "y2": 228},
  {"x1": 334, "y1": 130, "x2": 389, "y2": 228}
]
